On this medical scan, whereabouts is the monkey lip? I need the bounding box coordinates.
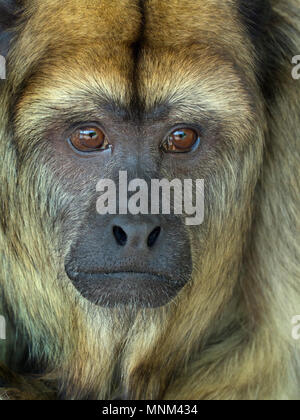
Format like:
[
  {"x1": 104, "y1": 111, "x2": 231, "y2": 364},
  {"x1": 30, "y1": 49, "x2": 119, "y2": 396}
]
[{"x1": 66, "y1": 270, "x2": 185, "y2": 308}]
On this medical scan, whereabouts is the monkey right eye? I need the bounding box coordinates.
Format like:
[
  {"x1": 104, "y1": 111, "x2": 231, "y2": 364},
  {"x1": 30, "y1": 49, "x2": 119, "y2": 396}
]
[{"x1": 68, "y1": 127, "x2": 110, "y2": 153}]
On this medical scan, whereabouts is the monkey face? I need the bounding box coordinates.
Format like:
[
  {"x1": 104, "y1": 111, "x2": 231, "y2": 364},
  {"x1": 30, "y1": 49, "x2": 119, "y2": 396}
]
[
  {"x1": 56, "y1": 117, "x2": 197, "y2": 308},
  {"x1": 3, "y1": 0, "x2": 263, "y2": 314}
]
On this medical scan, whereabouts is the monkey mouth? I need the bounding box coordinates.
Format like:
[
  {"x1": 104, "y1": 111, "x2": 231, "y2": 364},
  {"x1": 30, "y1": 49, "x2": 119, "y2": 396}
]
[{"x1": 65, "y1": 270, "x2": 185, "y2": 308}]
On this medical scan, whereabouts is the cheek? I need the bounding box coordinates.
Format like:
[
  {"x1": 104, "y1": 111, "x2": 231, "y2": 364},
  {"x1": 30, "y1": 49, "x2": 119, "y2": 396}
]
[{"x1": 46, "y1": 134, "x2": 114, "y2": 195}]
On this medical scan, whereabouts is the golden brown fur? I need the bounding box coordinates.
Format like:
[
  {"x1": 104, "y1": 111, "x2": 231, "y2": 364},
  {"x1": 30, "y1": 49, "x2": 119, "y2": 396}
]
[{"x1": 0, "y1": 0, "x2": 300, "y2": 399}]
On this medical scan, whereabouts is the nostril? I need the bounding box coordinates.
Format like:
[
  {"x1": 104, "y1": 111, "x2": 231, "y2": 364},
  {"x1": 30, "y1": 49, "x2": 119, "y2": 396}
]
[
  {"x1": 147, "y1": 227, "x2": 161, "y2": 248},
  {"x1": 113, "y1": 226, "x2": 127, "y2": 246}
]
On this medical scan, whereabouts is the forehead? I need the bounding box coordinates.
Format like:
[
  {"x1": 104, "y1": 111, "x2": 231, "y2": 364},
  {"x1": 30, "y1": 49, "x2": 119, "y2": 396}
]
[
  {"x1": 15, "y1": 0, "x2": 254, "y2": 119},
  {"x1": 26, "y1": 0, "x2": 243, "y2": 44}
]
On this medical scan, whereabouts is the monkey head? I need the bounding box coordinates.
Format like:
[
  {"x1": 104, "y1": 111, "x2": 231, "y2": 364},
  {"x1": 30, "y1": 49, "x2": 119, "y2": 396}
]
[{"x1": 0, "y1": 0, "x2": 299, "y2": 401}]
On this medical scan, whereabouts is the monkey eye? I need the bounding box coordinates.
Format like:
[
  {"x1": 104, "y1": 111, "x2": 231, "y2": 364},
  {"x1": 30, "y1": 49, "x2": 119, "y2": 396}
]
[
  {"x1": 69, "y1": 127, "x2": 110, "y2": 153},
  {"x1": 162, "y1": 128, "x2": 200, "y2": 153}
]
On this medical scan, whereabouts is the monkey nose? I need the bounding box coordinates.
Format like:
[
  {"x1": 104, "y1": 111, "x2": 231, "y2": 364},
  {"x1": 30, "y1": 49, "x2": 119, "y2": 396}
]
[{"x1": 112, "y1": 217, "x2": 162, "y2": 250}]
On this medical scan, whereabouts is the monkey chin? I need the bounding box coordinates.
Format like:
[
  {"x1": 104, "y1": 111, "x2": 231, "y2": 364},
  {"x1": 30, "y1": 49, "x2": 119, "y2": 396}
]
[{"x1": 65, "y1": 270, "x2": 187, "y2": 308}]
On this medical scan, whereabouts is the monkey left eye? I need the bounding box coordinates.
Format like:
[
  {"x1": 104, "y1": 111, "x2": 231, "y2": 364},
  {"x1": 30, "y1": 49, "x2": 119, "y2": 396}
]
[
  {"x1": 68, "y1": 127, "x2": 110, "y2": 153},
  {"x1": 162, "y1": 128, "x2": 200, "y2": 153}
]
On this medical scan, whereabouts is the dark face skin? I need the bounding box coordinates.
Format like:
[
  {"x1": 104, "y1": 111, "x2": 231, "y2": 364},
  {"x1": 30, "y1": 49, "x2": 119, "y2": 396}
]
[{"x1": 62, "y1": 116, "x2": 196, "y2": 308}]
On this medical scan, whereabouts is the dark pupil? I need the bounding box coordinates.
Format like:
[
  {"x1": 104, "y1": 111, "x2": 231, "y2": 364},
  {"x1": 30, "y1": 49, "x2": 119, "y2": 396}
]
[{"x1": 86, "y1": 131, "x2": 96, "y2": 138}]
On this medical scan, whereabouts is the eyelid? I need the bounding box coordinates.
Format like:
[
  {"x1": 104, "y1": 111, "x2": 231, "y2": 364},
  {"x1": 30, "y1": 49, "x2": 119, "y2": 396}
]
[{"x1": 64, "y1": 122, "x2": 107, "y2": 139}]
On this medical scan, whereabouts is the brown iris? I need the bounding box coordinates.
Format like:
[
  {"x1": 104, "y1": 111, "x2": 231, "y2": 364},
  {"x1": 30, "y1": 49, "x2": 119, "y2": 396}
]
[
  {"x1": 69, "y1": 127, "x2": 109, "y2": 152},
  {"x1": 163, "y1": 128, "x2": 199, "y2": 153}
]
